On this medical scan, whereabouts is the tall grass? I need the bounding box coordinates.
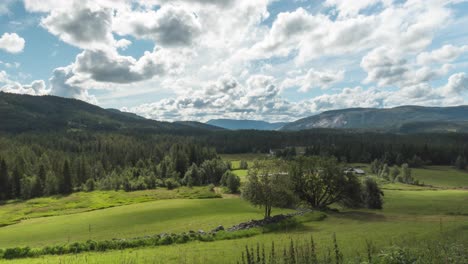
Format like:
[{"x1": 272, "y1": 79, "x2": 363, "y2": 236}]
[{"x1": 237, "y1": 234, "x2": 468, "y2": 264}]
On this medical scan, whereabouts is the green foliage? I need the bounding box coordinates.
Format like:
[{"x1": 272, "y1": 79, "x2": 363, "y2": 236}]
[
  {"x1": 0, "y1": 133, "x2": 218, "y2": 201},
  {"x1": 0, "y1": 221, "x2": 265, "y2": 260},
  {"x1": 379, "y1": 164, "x2": 390, "y2": 180},
  {"x1": 221, "y1": 171, "x2": 241, "y2": 193},
  {"x1": 0, "y1": 159, "x2": 9, "y2": 200},
  {"x1": 164, "y1": 178, "x2": 180, "y2": 190},
  {"x1": 455, "y1": 155, "x2": 466, "y2": 170},
  {"x1": 183, "y1": 163, "x2": 201, "y2": 187},
  {"x1": 199, "y1": 159, "x2": 229, "y2": 185},
  {"x1": 390, "y1": 166, "x2": 400, "y2": 183},
  {"x1": 370, "y1": 159, "x2": 383, "y2": 174},
  {"x1": 242, "y1": 161, "x2": 296, "y2": 219},
  {"x1": 239, "y1": 160, "x2": 249, "y2": 170},
  {"x1": 408, "y1": 155, "x2": 424, "y2": 168},
  {"x1": 60, "y1": 160, "x2": 72, "y2": 195},
  {"x1": 84, "y1": 179, "x2": 95, "y2": 192},
  {"x1": 362, "y1": 177, "x2": 384, "y2": 209},
  {"x1": 289, "y1": 157, "x2": 363, "y2": 210},
  {"x1": 401, "y1": 163, "x2": 413, "y2": 184}
]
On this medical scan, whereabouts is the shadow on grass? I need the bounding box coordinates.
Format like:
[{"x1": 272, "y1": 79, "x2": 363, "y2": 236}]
[
  {"x1": 329, "y1": 211, "x2": 386, "y2": 221},
  {"x1": 261, "y1": 211, "x2": 327, "y2": 234}
]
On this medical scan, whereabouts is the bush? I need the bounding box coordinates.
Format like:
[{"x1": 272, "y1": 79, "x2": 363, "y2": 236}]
[
  {"x1": 159, "y1": 235, "x2": 174, "y2": 245},
  {"x1": 221, "y1": 171, "x2": 241, "y2": 193},
  {"x1": 208, "y1": 183, "x2": 215, "y2": 192},
  {"x1": 85, "y1": 179, "x2": 95, "y2": 192},
  {"x1": 362, "y1": 177, "x2": 384, "y2": 209},
  {"x1": 164, "y1": 178, "x2": 180, "y2": 190},
  {"x1": 3, "y1": 247, "x2": 32, "y2": 259},
  {"x1": 239, "y1": 160, "x2": 248, "y2": 170}
]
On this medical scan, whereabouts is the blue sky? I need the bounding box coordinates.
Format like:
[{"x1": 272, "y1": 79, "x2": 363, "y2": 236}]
[{"x1": 0, "y1": 0, "x2": 467, "y2": 122}]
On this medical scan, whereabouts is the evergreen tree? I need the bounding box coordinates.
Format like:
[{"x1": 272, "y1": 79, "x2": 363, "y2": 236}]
[
  {"x1": 455, "y1": 155, "x2": 466, "y2": 170},
  {"x1": 11, "y1": 167, "x2": 21, "y2": 198},
  {"x1": 0, "y1": 159, "x2": 9, "y2": 200},
  {"x1": 395, "y1": 153, "x2": 404, "y2": 166},
  {"x1": 37, "y1": 164, "x2": 46, "y2": 189},
  {"x1": 60, "y1": 160, "x2": 73, "y2": 194},
  {"x1": 44, "y1": 171, "x2": 58, "y2": 196},
  {"x1": 182, "y1": 163, "x2": 200, "y2": 187}
]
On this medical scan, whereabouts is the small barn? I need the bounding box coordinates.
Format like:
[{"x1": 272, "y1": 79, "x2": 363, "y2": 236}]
[{"x1": 344, "y1": 168, "x2": 366, "y2": 175}]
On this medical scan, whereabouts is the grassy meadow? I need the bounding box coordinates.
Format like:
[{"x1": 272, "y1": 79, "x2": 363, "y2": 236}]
[
  {"x1": 0, "y1": 154, "x2": 467, "y2": 263},
  {"x1": 0, "y1": 187, "x2": 219, "y2": 227}
]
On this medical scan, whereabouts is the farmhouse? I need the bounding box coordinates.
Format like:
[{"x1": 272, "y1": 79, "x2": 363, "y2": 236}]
[{"x1": 344, "y1": 168, "x2": 366, "y2": 175}]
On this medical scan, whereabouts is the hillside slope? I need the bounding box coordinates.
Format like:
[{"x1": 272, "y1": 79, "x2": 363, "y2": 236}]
[
  {"x1": 0, "y1": 92, "x2": 197, "y2": 133},
  {"x1": 281, "y1": 106, "x2": 468, "y2": 132}
]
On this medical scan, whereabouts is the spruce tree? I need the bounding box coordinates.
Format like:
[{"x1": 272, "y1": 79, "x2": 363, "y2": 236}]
[
  {"x1": 455, "y1": 155, "x2": 466, "y2": 170},
  {"x1": 11, "y1": 167, "x2": 21, "y2": 198},
  {"x1": 0, "y1": 159, "x2": 9, "y2": 200},
  {"x1": 61, "y1": 160, "x2": 73, "y2": 194}
]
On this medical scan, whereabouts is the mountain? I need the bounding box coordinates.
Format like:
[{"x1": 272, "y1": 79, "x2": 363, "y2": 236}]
[
  {"x1": 174, "y1": 121, "x2": 225, "y2": 131},
  {"x1": 206, "y1": 119, "x2": 288, "y2": 130},
  {"x1": 0, "y1": 92, "x2": 212, "y2": 133},
  {"x1": 281, "y1": 105, "x2": 468, "y2": 133}
]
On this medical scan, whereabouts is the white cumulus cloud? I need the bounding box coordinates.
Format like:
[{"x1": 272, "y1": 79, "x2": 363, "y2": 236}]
[{"x1": 0, "y1": 33, "x2": 25, "y2": 53}]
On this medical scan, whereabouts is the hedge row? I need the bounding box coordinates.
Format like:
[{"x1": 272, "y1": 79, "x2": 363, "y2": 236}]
[{"x1": 0, "y1": 229, "x2": 259, "y2": 260}]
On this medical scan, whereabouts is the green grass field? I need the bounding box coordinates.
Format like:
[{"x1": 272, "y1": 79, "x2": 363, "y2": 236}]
[
  {"x1": 0, "y1": 187, "x2": 219, "y2": 227},
  {"x1": 412, "y1": 166, "x2": 468, "y2": 188},
  {"x1": 351, "y1": 163, "x2": 468, "y2": 188},
  {"x1": 0, "y1": 162, "x2": 467, "y2": 263},
  {"x1": 2, "y1": 189, "x2": 466, "y2": 263},
  {"x1": 231, "y1": 169, "x2": 248, "y2": 182},
  {"x1": 0, "y1": 198, "x2": 293, "y2": 248}
]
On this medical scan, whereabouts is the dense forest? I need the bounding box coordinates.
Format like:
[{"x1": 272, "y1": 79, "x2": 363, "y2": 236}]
[
  {"x1": 0, "y1": 132, "x2": 223, "y2": 200},
  {"x1": 199, "y1": 129, "x2": 468, "y2": 165},
  {"x1": 1, "y1": 128, "x2": 467, "y2": 201}
]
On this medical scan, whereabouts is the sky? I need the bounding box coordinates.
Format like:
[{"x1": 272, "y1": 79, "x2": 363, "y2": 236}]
[{"x1": 0, "y1": 0, "x2": 467, "y2": 122}]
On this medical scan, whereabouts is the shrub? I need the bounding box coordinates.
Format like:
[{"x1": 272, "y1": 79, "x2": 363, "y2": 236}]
[
  {"x1": 221, "y1": 171, "x2": 241, "y2": 193},
  {"x1": 3, "y1": 247, "x2": 32, "y2": 259},
  {"x1": 85, "y1": 179, "x2": 95, "y2": 192},
  {"x1": 239, "y1": 160, "x2": 248, "y2": 170},
  {"x1": 164, "y1": 178, "x2": 180, "y2": 190},
  {"x1": 159, "y1": 235, "x2": 174, "y2": 245},
  {"x1": 362, "y1": 177, "x2": 384, "y2": 209}
]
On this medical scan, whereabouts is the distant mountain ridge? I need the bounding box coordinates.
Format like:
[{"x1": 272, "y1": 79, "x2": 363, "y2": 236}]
[
  {"x1": 4, "y1": 93, "x2": 468, "y2": 134},
  {"x1": 174, "y1": 121, "x2": 225, "y2": 131},
  {"x1": 281, "y1": 105, "x2": 468, "y2": 133},
  {"x1": 206, "y1": 119, "x2": 288, "y2": 130}
]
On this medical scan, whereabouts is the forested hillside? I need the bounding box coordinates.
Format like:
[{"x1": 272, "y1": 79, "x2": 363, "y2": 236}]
[
  {"x1": 2, "y1": 93, "x2": 468, "y2": 202},
  {"x1": 282, "y1": 105, "x2": 468, "y2": 132},
  {"x1": 0, "y1": 92, "x2": 211, "y2": 133}
]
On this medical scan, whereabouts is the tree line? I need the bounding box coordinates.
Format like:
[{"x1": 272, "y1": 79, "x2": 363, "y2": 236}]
[
  {"x1": 198, "y1": 130, "x2": 468, "y2": 166},
  {"x1": 0, "y1": 132, "x2": 222, "y2": 200}
]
